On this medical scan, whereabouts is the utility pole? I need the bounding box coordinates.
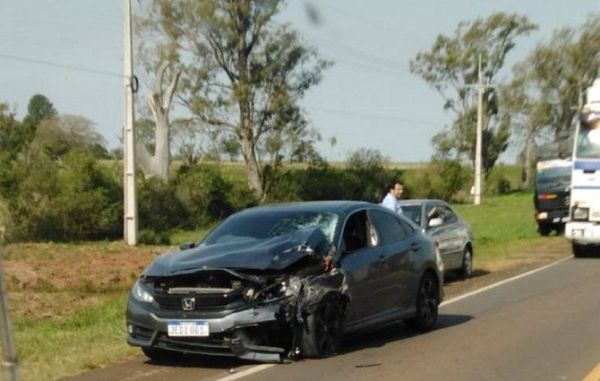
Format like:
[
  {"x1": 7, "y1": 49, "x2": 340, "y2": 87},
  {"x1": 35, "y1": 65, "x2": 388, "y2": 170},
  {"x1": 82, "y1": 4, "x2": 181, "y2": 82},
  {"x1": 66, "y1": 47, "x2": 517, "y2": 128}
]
[
  {"x1": 123, "y1": 0, "x2": 138, "y2": 245},
  {"x1": 0, "y1": 251, "x2": 20, "y2": 381},
  {"x1": 466, "y1": 54, "x2": 495, "y2": 205},
  {"x1": 474, "y1": 55, "x2": 484, "y2": 206}
]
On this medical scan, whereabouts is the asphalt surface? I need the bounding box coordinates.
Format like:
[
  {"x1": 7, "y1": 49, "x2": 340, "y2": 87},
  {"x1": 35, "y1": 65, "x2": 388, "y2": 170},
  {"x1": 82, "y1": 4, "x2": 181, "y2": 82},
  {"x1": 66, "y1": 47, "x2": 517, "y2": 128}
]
[{"x1": 64, "y1": 255, "x2": 600, "y2": 381}]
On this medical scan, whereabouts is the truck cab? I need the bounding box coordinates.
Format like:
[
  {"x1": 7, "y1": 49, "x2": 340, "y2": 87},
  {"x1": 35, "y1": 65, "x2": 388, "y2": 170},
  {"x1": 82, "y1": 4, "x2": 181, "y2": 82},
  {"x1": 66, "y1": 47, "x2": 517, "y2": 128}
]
[{"x1": 565, "y1": 79, "x2": 600, "y2": 256}]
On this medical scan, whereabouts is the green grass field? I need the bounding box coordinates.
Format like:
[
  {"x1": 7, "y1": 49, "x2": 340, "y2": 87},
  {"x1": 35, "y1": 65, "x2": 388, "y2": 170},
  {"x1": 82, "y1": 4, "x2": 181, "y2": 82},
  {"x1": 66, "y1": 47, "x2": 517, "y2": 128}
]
[
  {"x1": 15, "y1": 295, "x2": 136, "y2": 381},
  {"x1": 7, "y1": 190, "x2": 556, "y2": 381},
  {"x1": 453, "y1": 191, "x2": 563, "y2": 262}
]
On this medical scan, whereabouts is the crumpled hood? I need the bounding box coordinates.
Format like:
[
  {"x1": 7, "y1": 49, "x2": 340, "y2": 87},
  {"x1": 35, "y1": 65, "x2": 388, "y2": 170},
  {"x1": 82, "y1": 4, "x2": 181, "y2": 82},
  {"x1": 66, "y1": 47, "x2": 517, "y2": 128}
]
[{"x1": 143, "y1": 227, "x2": 331, "y2": 276}]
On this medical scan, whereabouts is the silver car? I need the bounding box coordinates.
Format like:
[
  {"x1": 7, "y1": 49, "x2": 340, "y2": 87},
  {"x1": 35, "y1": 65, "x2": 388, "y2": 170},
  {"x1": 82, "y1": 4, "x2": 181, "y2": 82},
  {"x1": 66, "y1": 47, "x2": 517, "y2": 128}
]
[{"x1": 399, "y1": 200, "x2": 474, "y2": 278}]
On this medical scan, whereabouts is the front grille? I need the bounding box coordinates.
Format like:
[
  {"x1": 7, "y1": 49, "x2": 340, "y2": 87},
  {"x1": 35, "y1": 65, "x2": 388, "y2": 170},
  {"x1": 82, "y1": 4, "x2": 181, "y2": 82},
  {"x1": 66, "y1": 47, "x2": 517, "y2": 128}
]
[
  {"x1": 536, "y1": 191, "x2": 570, "y2": 211},
  {"x1": 154, "y1": 289, "x2": 244, "y2": 311}
]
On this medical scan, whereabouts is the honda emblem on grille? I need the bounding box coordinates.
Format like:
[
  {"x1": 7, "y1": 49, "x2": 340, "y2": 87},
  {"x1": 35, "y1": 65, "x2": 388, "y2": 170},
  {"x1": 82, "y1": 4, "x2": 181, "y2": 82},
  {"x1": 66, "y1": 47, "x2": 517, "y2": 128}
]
[{"x1": 182, "y1": 297, "x2": 196, "y2": 311}]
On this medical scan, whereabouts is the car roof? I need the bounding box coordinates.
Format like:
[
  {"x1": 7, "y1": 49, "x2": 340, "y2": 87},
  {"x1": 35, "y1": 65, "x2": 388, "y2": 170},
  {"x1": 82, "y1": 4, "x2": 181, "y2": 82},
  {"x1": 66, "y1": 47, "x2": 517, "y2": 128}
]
[
  {"x1": 398, "y1": 199, "x2": 450, "y2": 207},
  {"x1": 235, "y1": 200, "x2": 373, "y2": 217}
]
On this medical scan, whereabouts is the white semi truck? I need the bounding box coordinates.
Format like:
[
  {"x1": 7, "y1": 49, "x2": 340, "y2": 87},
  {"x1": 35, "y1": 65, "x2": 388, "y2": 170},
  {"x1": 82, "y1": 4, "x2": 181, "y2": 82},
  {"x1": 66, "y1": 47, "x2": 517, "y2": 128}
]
[{"x1": 565, "y1": 78, "x2": 600, "y2": 256}]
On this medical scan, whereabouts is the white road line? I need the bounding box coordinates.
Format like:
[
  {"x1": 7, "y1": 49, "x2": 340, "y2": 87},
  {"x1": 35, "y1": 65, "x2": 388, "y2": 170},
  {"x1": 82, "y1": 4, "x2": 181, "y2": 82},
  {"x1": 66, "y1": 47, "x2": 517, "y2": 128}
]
[
  {"x1": 211, "y1": 364, "x2": 275, "y2": 381},
  {"x1": 212, "y1": 255, "x2": 573, "y2": 381},
  {"x1": 440, "y1": 255, "x2": 573, "y2": 307}
]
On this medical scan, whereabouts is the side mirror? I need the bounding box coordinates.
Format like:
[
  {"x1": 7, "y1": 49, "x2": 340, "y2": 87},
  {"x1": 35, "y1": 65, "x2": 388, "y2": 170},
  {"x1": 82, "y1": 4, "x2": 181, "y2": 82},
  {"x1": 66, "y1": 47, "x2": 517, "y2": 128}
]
[
  {"x1": 428, "y1": 217, "x2": 443, "y2": 228},
  {"x1": 179, "y1": 242, "x2": 196, "y2": 251}
]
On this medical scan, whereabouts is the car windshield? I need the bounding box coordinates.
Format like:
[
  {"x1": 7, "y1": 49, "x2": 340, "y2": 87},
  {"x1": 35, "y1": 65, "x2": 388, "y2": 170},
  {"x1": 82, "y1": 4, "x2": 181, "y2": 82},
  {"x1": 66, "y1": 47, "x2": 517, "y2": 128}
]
[
  {"x1": 202, "y1": 210, "x2": 339, "y2": 246},
  {"x1": 576, "y1": 125, "x2": 600, "y2": 159},
  {"x1": 401, "y1": 205, "x2": 422, "y2": 227},
  {"x1": 536, "y1": 166, "x2": 571, "y2": 189}
]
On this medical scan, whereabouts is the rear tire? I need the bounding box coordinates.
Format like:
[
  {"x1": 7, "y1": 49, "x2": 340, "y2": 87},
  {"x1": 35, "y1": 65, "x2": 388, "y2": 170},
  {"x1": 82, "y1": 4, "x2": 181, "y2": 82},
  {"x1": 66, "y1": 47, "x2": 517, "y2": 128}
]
[
  {"x1": 456, "y1": 247, "x2": 473, "y2": 279},
  {"x1": 406, "y1": 272, "x2": 439, "y2": 332},
  {"x1": 301, "y1": 295, "x2": 344, "y2": 358}
]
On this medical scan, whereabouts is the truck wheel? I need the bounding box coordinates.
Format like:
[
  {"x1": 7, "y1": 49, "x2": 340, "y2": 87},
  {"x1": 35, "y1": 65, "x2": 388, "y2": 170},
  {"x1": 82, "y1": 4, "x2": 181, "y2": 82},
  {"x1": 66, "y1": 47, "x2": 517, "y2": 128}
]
[
  {"x1": 538, "y1": 224, "x2": 551, "y2": 236},
  {"x1": 572, "y1": 243, "x2": 587, "y2": 258}
]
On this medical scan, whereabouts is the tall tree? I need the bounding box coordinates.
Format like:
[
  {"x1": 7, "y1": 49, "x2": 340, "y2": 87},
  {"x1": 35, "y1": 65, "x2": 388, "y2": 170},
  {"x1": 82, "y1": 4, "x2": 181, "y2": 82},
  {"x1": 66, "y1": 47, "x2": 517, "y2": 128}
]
[
  {"x1": 135, "y1": 62, "x2": 181, "y2": 180},
  {"x1": 410, "y1": 12, "x2": 537, "y2": 175},
  {"x1": 138, "y1": 0, "x2": 330, "y2": 199},
  {"x1": 31, "y1": 114, "x2": 107, "y2": 159},
  {"x1": 0, "y1": 104, "x2": 23, "y2": 163},
  {"x1": 22, "y1": 94, "x2": 57, "y2": 143},
  {"x1": 504, "y1": 15, "x2": 600, "y2": 180},
  {"x1": 0, "y1": 104, "x2": 22, "y2": 198}
]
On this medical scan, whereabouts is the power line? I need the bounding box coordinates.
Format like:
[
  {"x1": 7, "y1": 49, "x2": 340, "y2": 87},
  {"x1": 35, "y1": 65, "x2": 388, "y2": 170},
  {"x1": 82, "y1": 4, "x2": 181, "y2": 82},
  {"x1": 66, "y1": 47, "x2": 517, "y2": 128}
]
[
  {"x1": 0, "y1": 53, "x2": 123, "y2": 79},
  {"x1": 330, "y1": 56, "x2": 413, "y2": 78},
  {"x1": 316, "y1": 2, "x2": 415, "y2": 40},
  {"x1": 304, "y1": 33, "x2": 410, "y2": 73},
  {"x1": 306, "y1": 105, "x2": 445, "y2": 126}
]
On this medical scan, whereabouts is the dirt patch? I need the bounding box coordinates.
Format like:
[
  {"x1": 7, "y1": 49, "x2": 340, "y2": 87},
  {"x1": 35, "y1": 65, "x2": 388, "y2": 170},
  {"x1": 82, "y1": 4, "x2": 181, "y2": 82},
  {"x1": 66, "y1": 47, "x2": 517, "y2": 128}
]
[{"x1": 2, "y1": 242, "x2": 172, "y2": 319}]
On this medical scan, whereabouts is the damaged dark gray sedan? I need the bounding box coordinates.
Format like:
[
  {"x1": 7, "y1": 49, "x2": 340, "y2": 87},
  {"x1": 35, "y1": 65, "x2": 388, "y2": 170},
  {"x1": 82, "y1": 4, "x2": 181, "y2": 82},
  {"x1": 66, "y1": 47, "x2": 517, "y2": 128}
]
[{"x1": 126, "y1": 201, "x2": 444, "y2": 362}]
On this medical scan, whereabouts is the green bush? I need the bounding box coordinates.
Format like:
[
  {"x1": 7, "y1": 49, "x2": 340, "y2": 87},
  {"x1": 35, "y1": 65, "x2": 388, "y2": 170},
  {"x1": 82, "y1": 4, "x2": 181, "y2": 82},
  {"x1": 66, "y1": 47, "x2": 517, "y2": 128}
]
[
  {"x1": 52, "y1": 151, "x2": 122, "y2": 240},
  {"x1": 138, "y1": 229, "x2": 171, "y2": 245},
  {"x1": 138, "y1": 176, "x2": 188, "y2": 232},
  {"x1": 486, "y1": 172, "x2": 512, "y2": 195},
  {"x1": 174, "y1": 164, "x2": 234, "y2": 226},
  {"x1": 406, "y1": 159, "x2": 470, "y2": 201},
  {"x1": 8, "y1": 150, "x2": 122, "y2": 241},
  {"x1": 269, "y1": 153, "x2": 403, "y2": 204}
]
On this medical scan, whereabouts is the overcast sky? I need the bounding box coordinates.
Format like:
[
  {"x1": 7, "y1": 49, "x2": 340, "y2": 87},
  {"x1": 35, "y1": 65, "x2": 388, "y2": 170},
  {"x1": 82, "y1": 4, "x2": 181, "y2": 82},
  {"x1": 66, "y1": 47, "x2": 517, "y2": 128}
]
[{"x1": 0, "y1": 0, "x2": 598, "y2": 162}]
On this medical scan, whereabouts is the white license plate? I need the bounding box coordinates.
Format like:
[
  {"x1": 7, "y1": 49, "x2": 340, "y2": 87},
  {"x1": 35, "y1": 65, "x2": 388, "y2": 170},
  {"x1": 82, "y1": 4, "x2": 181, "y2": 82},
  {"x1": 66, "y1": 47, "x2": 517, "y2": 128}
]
[
  {"x1": 167, "y1": 321, "x2": 209, "y2": 337},
  {"x1": 572, "y1": 229, "x2": 585, "y2": 238}
]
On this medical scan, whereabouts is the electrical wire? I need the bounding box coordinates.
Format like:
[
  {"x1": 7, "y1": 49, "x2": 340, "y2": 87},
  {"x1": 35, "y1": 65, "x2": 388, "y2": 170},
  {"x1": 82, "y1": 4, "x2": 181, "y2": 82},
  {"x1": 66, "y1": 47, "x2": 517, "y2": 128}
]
[
  {"x1": 0, "y1": 53, "x2": 124, "y2": 79},
  {"x1": 306, "y1": 105, "x2": 444, "y2": 126}
]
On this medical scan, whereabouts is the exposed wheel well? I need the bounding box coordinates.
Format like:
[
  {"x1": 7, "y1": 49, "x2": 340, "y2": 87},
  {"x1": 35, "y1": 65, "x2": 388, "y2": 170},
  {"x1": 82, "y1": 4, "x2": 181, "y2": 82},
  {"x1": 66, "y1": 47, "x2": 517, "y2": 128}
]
[{"x1": 422, "y1": 268, "x2": 440, "y2": 298}]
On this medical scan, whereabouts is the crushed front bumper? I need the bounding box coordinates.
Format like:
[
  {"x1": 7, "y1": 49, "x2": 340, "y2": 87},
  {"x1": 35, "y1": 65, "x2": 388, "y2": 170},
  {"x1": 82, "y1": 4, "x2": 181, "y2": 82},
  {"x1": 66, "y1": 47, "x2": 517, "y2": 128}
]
[
  {"x1": 126, "y1": 297, "x2": 290, "y2": 362},
  {"x1": 565, "y1": 222, "x2": 600, "y2": 245}
]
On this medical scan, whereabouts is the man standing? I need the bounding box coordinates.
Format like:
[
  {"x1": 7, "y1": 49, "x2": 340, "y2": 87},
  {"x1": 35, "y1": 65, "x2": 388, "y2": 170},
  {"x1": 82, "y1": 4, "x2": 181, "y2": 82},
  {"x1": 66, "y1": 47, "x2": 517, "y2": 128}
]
[{"x1": 381, "y1": 181, "x2": 404, "y2": 214}]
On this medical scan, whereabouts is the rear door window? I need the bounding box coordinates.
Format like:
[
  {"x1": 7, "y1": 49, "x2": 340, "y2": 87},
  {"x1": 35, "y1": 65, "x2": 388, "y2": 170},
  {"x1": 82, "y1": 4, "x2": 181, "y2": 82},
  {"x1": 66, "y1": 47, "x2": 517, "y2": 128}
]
[{"x1": 369, "y1": 209, "x2": 412, "y2": 244}]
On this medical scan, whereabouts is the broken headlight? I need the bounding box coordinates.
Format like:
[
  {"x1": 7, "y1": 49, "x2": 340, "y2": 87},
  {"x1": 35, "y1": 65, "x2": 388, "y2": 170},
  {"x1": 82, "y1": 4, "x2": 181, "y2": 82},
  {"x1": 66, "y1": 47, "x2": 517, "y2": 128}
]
[
  {"x1": 132, "y1": 280, "x2": 154, "y2": 304},
  {"x1": 246, "y1": 277, "x2": 302, "y2": 303}
]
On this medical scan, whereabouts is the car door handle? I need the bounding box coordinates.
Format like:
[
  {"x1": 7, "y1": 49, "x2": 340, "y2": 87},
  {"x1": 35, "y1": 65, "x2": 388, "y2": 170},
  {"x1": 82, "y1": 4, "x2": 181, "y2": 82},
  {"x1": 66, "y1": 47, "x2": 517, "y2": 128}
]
[{"x1": 410, "y1": 242, "x2": 421, "y2": 251}]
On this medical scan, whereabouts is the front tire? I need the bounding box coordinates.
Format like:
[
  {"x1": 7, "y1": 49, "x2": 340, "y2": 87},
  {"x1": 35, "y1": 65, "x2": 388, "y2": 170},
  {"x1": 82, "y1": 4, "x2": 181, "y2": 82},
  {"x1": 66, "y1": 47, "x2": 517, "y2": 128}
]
[
  {"x1": 538, "y1": 224, "x2": 551, "y2": 236},
  {"x1": 301, "y1": 295, "x2": 344, "y2": 358},
  {"x1": 407, "y1": 272, "x2": 439, "y2": 332},
  {"x1": 572, "y1": 243, "x2": 588, "y2": 258}
]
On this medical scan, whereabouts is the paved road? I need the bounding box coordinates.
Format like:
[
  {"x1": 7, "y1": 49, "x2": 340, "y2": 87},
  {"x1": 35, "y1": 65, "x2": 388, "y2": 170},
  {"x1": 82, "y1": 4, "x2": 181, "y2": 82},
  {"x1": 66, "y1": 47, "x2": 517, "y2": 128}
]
[{"x1": 65, "y1": 256, "x2": 600, "y2": 381}]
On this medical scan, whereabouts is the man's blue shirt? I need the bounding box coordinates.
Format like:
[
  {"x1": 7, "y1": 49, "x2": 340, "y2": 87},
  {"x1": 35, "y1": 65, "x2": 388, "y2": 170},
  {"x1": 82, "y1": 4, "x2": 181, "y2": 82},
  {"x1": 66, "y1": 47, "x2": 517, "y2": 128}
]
[{"x1": 381, "y1": 193, "x2": 403, "y2": 214}]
